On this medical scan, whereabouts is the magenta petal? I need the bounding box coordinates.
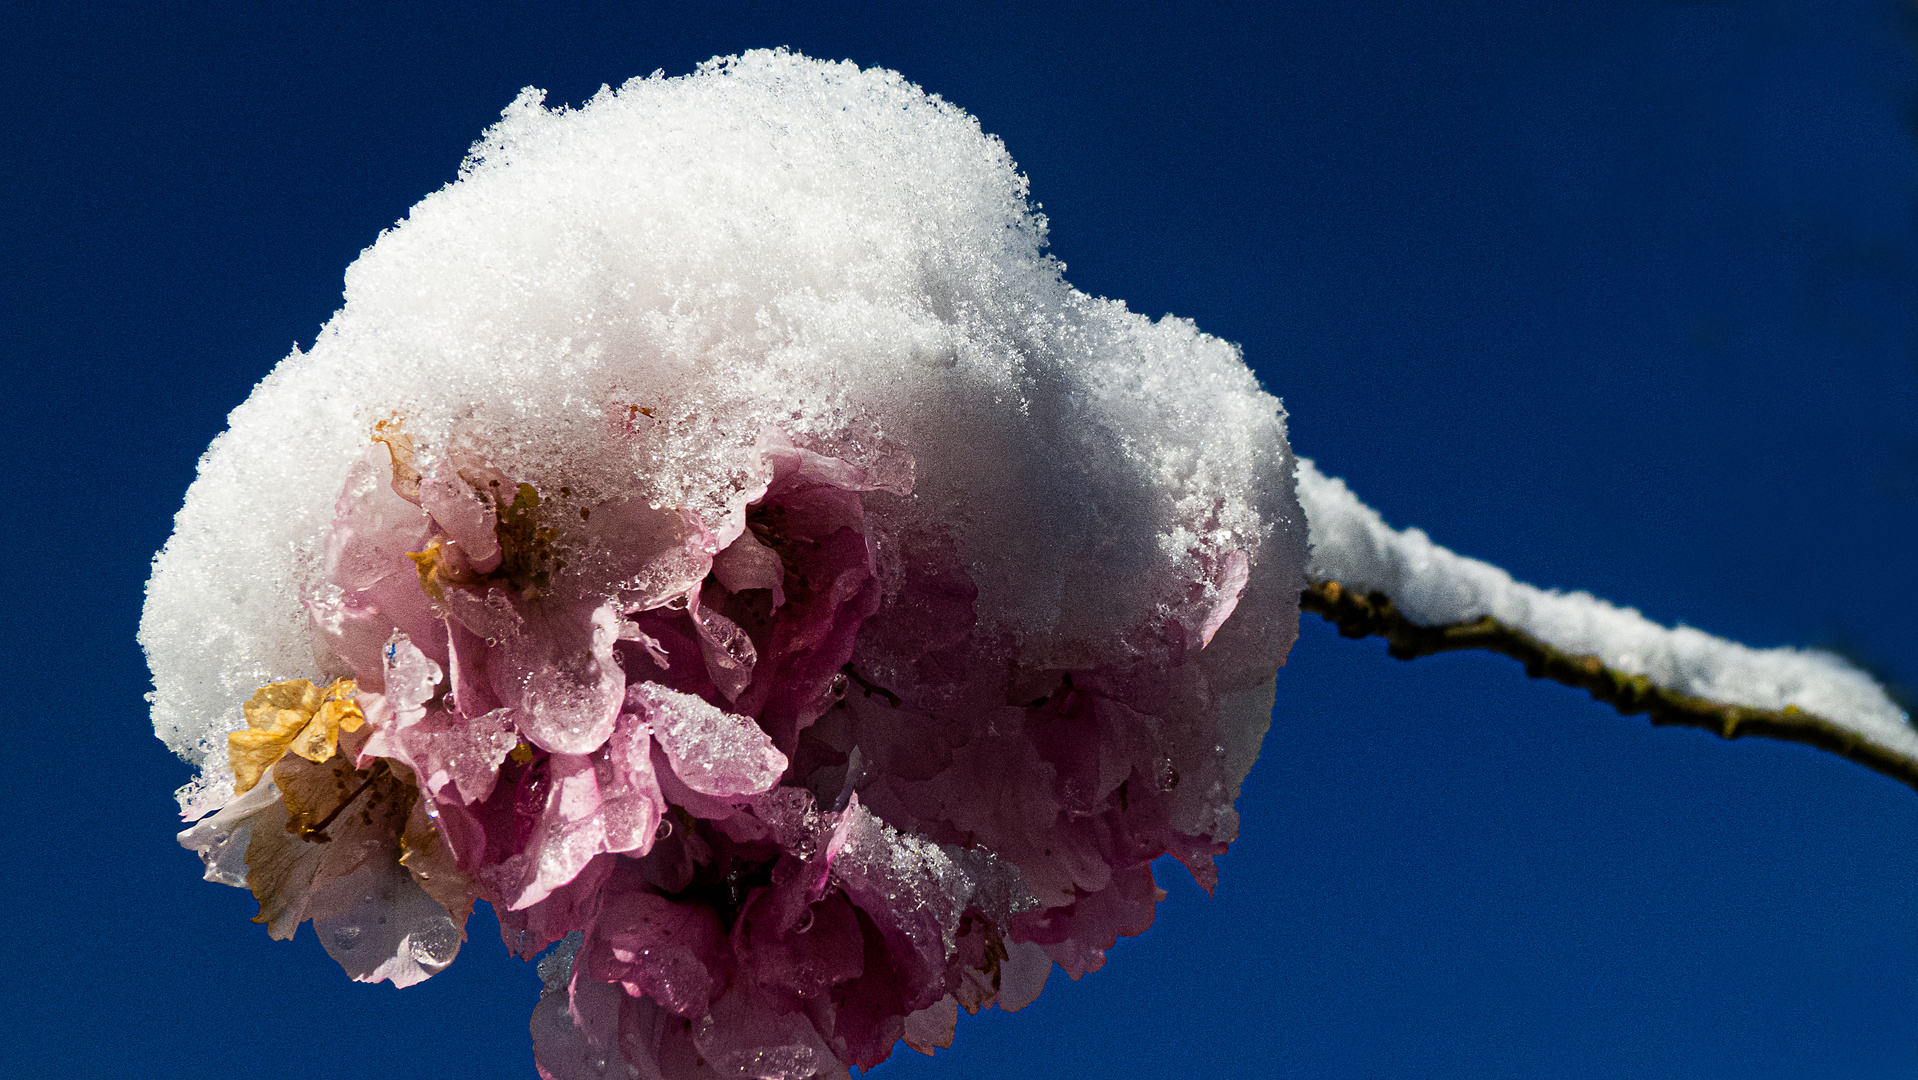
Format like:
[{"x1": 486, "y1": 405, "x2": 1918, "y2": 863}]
[
  {"x1": 824, "y1": 796, "x2": 964, "y2": 1014},
  {"x1": 689, "y1": 586, "x2": 756, "y2": 702},
  {"x1": 483, "y1": 718, "x2": 674, "y2": 912},
  {"x1": 720, "y1": 479, "x2": 880, "y2": 746},
  {"x1": 694, "y1": 985, "x2": 840, "y2": 1080},
  {"x1": 582, "y1": 875, "x2": 725, "y2": 1018},
  {"x1": 816, "y1": 901, "x2": 909, "y2": 1070},
  {"x1": 732, "y1": 882, "x2": 864, "y2": 1000},
  {"x1": 530, "y1": 968, "x2": 630, "y2": 1080}
]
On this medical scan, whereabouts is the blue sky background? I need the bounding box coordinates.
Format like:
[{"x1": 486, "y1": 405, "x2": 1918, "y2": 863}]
[{"x1": 5, "y1": 2, "x2": 1918, "y2": 1077}]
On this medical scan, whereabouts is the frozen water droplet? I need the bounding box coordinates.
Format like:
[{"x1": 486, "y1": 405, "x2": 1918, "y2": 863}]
[
  {"x1": 409, "y1": 920, "x2": 462, "y2": 965},
  {"x1": 1157, "y1": 760, "x2": 1180, "y2": 791}
]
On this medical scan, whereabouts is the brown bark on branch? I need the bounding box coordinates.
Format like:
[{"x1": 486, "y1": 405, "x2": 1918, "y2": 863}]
[{"x1": 1300, "y1": 580, "x2": 1918, "y2": 793}]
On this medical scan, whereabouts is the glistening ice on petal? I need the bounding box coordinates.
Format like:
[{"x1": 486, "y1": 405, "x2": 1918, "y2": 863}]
[{"x1": 146, "y1": 50, "x2": 1305, "y2": 1077}]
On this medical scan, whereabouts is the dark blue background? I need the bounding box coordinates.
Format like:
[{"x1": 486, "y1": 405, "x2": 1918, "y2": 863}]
[{"x1": 5, "y1": 2, "x2": 1916, "y2": 1077}]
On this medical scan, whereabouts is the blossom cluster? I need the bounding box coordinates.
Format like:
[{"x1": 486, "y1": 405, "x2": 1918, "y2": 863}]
[
  {"x1": 149, "y1": 47, "x2": 1918, "y2": 1080},
  {"x1": 151, "y1": 51, "x2": 1303, "y2": 1079},
  {"x1": 180, "y1": 420, "x2": 1286, "y2": 1077}
]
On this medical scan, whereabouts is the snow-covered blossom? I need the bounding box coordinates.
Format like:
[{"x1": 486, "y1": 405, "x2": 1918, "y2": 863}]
[
  {"x1": 147, "y1": 48, "x2": 1917, "y2": 1080},
  {"x1": 148, "y1": 51, "x2": 1301, "y2": 1078}
]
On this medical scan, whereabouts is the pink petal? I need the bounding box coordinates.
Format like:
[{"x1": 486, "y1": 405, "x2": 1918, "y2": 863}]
[
  {"x1": 497, "y1": 602, "x2": 626, "y2": 755},
  {"x1": 443, "y1": 616, "x2": 504, "y2": 718},
  {"x1": 530, "y1": 968, "x2": 629, "y2": 1080},
  {"x1": 496, "y1": 854, "x2": 616, "y2": 958},
  {"x1": 310, "y1": 448, "x2": 441, "y2": 688},
  {"x1": 1196, "y1": 548, "x2": 1250, "y2": 648},
  {"x1": 404, "y1": 705, "x2": 519, "y2": 805},
  {"x1": 994, "y1": 941, "x2": 1052, "y2": 1013},
  {"x1": 630, "y1": 682, "x2": 787, "y2": 798},
  {"x1": 582, "y1": 870, "x2": 725, "y2": 1018},
  {"x1": 597, "y1": 715, "x2": 666, "y2": 855},
  {"x1": 489, "y1": 754, "x2": 610, "y2": 910},
  {"x1": 711, "y1": 529, "x2": 786, "y2": 608},
  {"x1": 419, "y1": 464, "x2": 502, "y2": 572},
  {"x1": 901, "y1": 995, "x2": 958, "y2": 1056},
  {"x1": 312, "y1": 855, "x2": 465, "y2": 988},
  {"x1": 693, "y1": 985, "x2": 839, "y2": 1080}
]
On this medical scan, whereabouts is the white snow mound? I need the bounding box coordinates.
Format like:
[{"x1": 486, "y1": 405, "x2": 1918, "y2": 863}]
[
  {"x1": 141, "y1": 50, "x2": 1305, "y2": 813},
  {"x1": 1297, "y1": 458, "x2": 1918, "y2": 762}
]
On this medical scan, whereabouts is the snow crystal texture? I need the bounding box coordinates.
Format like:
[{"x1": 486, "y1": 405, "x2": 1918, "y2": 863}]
[
  {"x1": 1297, "y1": 458, "x2": 1918, "y2": 760},
  {"x1": 141, "y1": 50, "x2": 1302, "y2": 810}
]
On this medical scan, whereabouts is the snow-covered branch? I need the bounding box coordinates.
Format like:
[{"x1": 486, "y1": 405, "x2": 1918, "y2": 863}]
[{"x1": 1297, "y1": 458, "x2": 1918, "y2": 788}]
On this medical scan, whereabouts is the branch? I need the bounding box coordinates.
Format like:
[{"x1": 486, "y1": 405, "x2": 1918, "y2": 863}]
[{"x1": 1300, "y1": 580, "x2": 1918, "y2": 793}]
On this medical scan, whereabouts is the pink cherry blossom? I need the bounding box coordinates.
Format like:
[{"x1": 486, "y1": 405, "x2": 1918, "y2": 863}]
[
  {"x1": 293, "y1": 429, "x2": 1270, "y2": 1077},
  {"x1": 155, "y1": 52, "x2": 1303, "y2": 1080}
]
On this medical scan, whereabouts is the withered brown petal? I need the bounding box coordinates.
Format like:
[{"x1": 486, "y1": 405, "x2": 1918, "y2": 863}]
[{"x1": 400, "y1": 793, "x2": 478, "y2": 927}]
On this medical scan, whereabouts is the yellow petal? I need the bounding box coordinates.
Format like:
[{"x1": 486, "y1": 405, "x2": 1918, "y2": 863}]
[
  {"x1": 243, "y1": 679, "x2": 322, "y2": 729},
  {"x1": 288, "y1": 682, "x2": 364, "y2": 763},
  {"x1": 287, "y1": 715, "x2": 339, "y2": 764},
  {"x1": 229, "y1": 677, "x2": 366, "y2": 791},
  {"x1": 407, "y1": 542, "x2": 445, "y2": 602},
  {"x1": 229, "y1": 723, "x2": 305, "y2": 795},
  {"x1": 323, "y1": 695, "x2": 366, "y2": 734}
]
